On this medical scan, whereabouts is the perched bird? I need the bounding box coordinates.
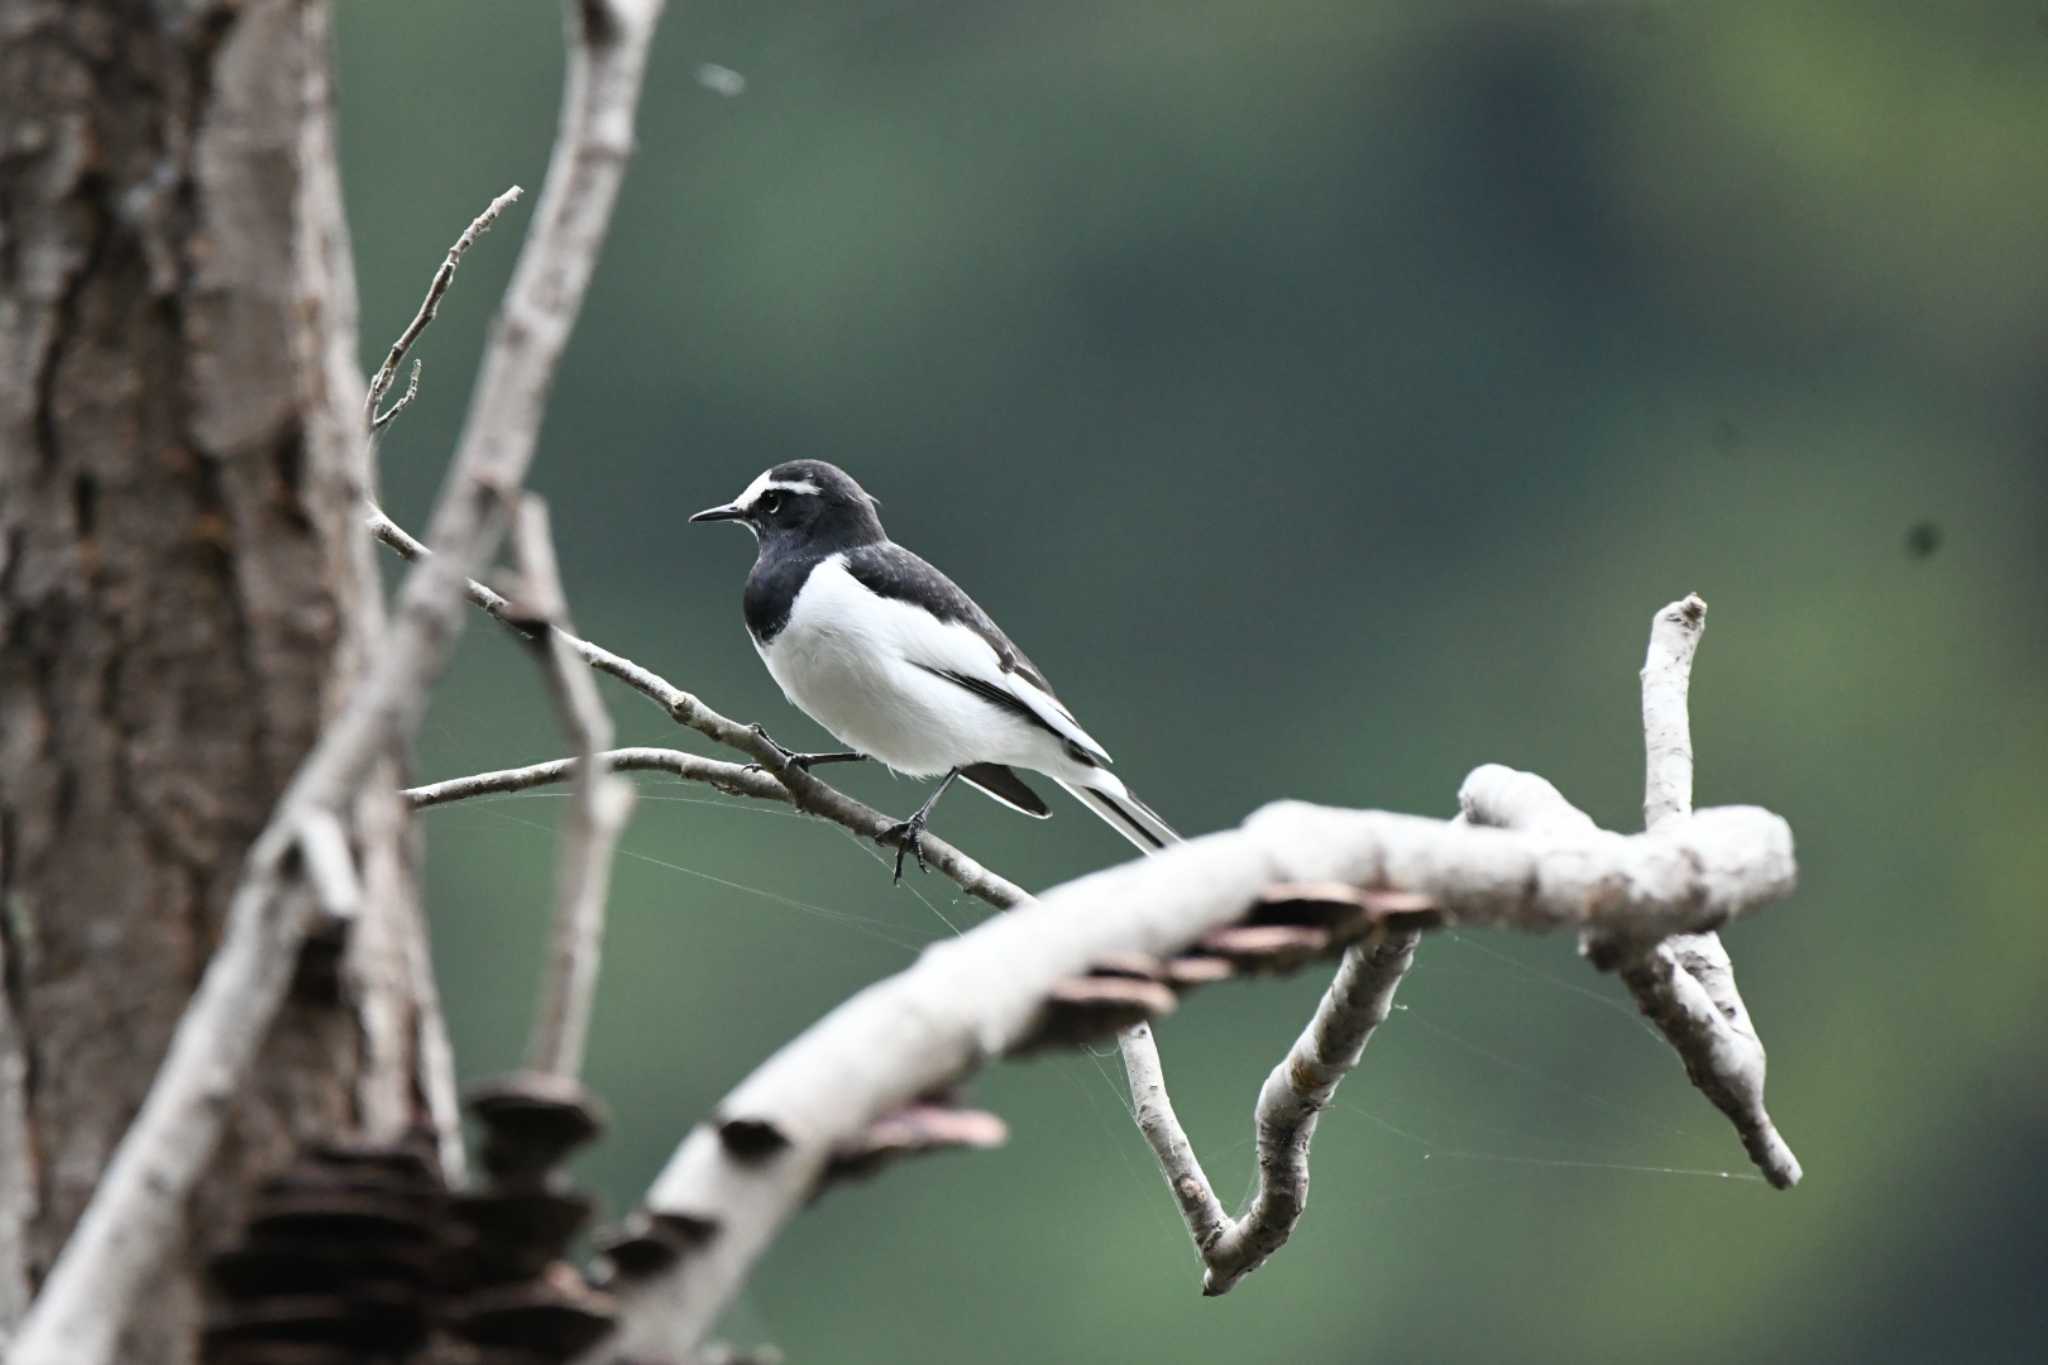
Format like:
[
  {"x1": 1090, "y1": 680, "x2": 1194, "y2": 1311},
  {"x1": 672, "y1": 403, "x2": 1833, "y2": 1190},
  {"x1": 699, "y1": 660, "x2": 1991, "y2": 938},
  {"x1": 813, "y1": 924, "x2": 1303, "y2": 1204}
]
[{"x1": 692, "y1": 460, "x2": 1177, "y2": 878}]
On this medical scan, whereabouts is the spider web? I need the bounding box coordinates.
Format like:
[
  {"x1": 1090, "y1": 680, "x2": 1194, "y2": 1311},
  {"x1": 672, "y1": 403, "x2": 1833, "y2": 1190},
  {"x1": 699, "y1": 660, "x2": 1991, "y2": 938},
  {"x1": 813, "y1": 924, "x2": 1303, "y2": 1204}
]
[{"x1": 438, "y1": 778, "x2": 1763, "y2": 1192}]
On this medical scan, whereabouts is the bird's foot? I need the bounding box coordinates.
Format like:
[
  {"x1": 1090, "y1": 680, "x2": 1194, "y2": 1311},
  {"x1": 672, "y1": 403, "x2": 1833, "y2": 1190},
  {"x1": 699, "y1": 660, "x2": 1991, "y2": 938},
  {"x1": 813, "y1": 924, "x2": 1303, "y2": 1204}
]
[
  {"x1": 744, "y1": 724, "x2": 864, "y2": 776},
  {"x1": 876, "y1": 814, "x2": 933, "y2": 884}
]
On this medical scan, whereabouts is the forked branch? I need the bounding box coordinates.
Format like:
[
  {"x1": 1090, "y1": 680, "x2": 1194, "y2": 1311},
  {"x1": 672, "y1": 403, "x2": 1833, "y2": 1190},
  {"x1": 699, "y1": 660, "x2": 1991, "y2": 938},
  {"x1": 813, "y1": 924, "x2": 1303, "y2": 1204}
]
[
  {"x1": 1621, "y1": 596, "x2": 1800, "y2": 1187},
  {"x1": 1466, "y1": 596, "x2": 1801, "y2": 1188},
  {"x1": 573, "y1": 787, "x2": 1795, "y2": 1362},
  {"x1": 364, "y1": 185, "x2": 523, "y2": 431},
  {"x1": 1119, "y1": 920, "x2": 1421, "y2": 1296}
]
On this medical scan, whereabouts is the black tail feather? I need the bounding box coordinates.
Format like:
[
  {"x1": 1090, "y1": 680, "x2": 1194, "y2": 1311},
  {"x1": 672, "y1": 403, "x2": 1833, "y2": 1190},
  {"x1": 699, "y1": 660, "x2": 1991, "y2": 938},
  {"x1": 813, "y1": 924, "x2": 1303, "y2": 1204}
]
[
  {"x1": 1058, "y1": 780, "x2": 1179, "y2": 854},
  {"x1": 959, "y1": 762, "x2": 1053, "y2": 818}
]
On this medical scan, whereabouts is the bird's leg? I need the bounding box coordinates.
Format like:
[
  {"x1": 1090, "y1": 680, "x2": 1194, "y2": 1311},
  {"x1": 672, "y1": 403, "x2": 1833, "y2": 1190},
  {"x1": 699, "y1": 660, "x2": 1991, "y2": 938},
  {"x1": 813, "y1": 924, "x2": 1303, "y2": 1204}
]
[
  {"x1": 877, "y1": 768, "x2": 962, "y2": 883},
  {"x1": 745, "y1": 723, "x2": 866, "y2": 774}
]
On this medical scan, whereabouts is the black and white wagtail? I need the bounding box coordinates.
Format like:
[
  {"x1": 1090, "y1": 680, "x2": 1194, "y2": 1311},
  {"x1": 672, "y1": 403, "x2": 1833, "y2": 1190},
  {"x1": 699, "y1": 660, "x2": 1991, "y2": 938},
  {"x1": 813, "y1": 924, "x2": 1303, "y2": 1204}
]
[{"x1": 692, "y1": 460, "x2": 1177, "y2": 879}]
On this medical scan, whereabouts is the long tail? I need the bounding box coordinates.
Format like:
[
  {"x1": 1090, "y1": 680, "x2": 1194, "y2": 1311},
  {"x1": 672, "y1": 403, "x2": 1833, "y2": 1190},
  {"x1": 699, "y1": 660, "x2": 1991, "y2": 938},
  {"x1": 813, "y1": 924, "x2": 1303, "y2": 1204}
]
[{"x1": 1057, "y1": 776, "x2": 1181, "y2": 855}]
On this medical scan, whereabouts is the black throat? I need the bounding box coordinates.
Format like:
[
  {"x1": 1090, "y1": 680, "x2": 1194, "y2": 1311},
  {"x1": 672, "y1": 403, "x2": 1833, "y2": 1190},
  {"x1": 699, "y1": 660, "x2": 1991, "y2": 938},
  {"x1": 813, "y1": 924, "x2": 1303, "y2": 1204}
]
[{"x1": 743, "y1": 518, "x2": 884, "y2": 644}]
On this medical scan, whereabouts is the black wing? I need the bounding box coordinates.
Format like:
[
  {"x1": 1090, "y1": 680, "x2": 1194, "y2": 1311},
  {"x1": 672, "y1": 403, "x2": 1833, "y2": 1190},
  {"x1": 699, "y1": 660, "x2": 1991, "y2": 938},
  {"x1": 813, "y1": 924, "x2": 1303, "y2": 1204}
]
[{"x1": 840, "y1": 541, "x2": 1060, "y2": 697}]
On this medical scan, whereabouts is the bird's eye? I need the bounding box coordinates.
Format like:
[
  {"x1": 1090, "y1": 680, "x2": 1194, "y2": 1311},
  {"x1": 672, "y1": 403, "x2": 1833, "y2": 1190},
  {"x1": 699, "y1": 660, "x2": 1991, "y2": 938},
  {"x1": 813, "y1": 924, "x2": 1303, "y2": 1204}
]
[{"x1": 757, "y1": 492, "x2": 782, "y2": 516}]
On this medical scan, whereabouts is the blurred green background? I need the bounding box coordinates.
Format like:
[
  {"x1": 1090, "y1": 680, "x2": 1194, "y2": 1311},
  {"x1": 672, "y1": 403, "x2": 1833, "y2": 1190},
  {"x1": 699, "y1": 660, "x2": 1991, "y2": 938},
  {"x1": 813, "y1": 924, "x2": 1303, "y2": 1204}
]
[{"x1": 337, "y1": 2, "x2": 2046, "y2": 1361}]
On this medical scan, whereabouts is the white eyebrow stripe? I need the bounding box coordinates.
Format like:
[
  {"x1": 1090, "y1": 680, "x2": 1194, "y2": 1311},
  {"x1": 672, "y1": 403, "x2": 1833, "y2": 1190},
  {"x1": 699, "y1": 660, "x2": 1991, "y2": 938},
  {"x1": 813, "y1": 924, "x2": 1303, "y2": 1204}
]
[{"x1": 737, "y1": 471, "x2": 823, "y2": 507}]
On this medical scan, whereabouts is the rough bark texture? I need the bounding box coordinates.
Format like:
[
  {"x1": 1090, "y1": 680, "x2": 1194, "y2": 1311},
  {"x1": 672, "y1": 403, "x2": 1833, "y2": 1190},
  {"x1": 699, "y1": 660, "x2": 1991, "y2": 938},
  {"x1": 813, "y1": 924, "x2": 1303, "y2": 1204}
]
[{"x1": 0, "y1": 1, "x2": 435, "y2": 1357}]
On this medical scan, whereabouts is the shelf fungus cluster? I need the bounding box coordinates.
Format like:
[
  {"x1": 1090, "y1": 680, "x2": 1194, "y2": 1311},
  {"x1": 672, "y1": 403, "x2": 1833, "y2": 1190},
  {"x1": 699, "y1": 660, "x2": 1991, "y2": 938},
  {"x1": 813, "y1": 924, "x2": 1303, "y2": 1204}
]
[
  {"x1": 1011, "y1": 884, "x2": 1438, "y2": 1054},
  {"x1": 200, "y1": 1072, "x2": 619, "y2": 1365}
]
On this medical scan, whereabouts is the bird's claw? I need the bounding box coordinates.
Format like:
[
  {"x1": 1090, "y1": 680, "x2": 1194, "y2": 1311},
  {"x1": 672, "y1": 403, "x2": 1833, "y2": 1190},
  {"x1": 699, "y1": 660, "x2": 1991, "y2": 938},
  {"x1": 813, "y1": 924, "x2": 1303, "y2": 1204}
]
[
  {"x1": 745, "y1": 724, "x2": 808, "y2": 775},
  {"x1": 744, "y1": 725, "x2": 860, "y2": 776},
  {"x1": 877, "y1": 818, "x2": 931, "y2": 884}
]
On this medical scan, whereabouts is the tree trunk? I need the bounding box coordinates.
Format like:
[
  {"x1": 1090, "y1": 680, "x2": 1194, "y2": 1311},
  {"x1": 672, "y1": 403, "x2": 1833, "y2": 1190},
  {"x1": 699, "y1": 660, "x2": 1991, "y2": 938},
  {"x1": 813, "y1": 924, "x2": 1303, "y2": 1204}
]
[{"x1": 0, "y1": 2, "x2": 443, "y2": 1359}]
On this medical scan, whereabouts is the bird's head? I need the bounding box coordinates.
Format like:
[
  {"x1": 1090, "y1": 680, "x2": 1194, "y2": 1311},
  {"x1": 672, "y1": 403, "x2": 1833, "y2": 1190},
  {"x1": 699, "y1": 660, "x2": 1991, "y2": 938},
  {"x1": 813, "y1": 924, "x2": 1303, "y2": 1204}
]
[{"x1": 690, "y1": 460, "x2": 885, "y2": 550}]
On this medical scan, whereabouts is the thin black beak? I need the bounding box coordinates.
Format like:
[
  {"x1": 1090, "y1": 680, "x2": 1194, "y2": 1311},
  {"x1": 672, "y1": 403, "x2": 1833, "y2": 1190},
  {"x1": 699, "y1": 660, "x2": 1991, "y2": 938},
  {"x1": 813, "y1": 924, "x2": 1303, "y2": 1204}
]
[{"x1": 690, "y1": 502, "x2": 746, "y2": 524}]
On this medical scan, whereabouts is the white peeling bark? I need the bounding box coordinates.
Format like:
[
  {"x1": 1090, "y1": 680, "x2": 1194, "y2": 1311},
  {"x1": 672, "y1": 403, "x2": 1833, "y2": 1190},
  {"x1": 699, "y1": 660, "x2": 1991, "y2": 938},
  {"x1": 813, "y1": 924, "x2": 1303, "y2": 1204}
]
[
  {"x1": 1464, "y1": 598, "x2": 1803, "y2": 1190},
  {"x1": 1459, "y1": 765, "x2": 1600, "y2": 837},
  {"x1": 581, "y1": 793, "x2": 1796, "y2": 1361},
  {"x1": 1617, "y1": 596, "x2": 1801, "y2": 1188},
  {"x1": 1642, "y1": 595, "x2": 1707, "y2": 830}
]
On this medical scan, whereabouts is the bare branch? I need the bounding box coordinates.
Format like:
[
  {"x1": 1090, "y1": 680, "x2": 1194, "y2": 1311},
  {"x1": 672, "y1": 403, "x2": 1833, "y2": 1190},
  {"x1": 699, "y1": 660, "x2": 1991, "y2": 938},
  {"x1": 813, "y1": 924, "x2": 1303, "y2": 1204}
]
[
  {"x1": 11, "y1": 2, "x2": 668, "y2": 1356},
  {"x1": 1197, "y1": 926, "x2": 1420, "y2": 1294},
  {"x1": 1614, "y1": 934, "x2": 1800, "y2": 1185},
  {"x1": 1118, "y1": 1023, "x2": 1228, "y2": 1254},
  {"x1": 1116, "y1": 862, "x2": 1433, "y2": 1294},
  {"x1": 1116, "y1": 924, "x2": 1418, "y2": 1299},
  {"x1": 377, "y1": 508, "x2": 1031, "y2": 909},
  {"x1": 364, "y1": 186, "x2": 522, "y2": 431},
  {"x1": 401, "y1": 892, "x2": 469, "y2": 1185},
  {"x1": 579, "y1": 794, "x2": 1797, "y2": 1361},
  {"x1": 407, "y1": 746, "x2": 786, "y2": 808},
  {"x1": 406, "y1": 737, "x2": 1026, "y2": 909},
  {"x1": 506, "y1": 497, "x2": 638, "y2": 1080},
  {"x1": 370, "y1": 356, "x2": 423, "y2": 433},
  {"x1": 1642, "y1": 592, "x2": 1708, "y2": 829},
  {"x1": 1620, "y1": 594, "x2": 1800, "y2": 1188},
  {"x1": 1462, "y1": 599, "x2": 1803, "y2": 1190}
]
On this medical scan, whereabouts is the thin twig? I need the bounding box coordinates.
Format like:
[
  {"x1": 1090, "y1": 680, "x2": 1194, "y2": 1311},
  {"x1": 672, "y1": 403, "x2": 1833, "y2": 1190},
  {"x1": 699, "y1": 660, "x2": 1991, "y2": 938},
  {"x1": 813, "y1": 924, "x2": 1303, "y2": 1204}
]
[
  {"x1": 370, "y1": 357, "x2": 423, "y2": 433},
  {"x1": 375, "y1": 517, "x2": 1029, "y2": 911},
  {"x1": 1118, "y1": 1021, "x2": 1227, "y2": 1255},
  {"x1": 1121, "y1": 826, "x2": 1451, "y2": 1295},
  {"x1": 10, "y1": 2, "x2": 669, "y2": 1356},
  {"x1": 364, "y1": 187, "x2": 523, "y2": 431},
  {"x1": 507, "y1": 497, "x2": 637, "y2": 1079},
  {"x1": 580, "y1": 791, "x2": 1798, "y2": 1361},
  {"x1": 407, "y1": 747, "x2": 788, "y2": 809}
]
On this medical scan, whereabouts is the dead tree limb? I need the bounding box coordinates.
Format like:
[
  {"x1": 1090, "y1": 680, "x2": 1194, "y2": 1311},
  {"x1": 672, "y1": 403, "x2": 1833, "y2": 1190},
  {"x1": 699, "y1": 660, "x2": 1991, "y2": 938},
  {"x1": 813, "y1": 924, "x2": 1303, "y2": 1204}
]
[
  {"x1": 575, "y1": 782, "x2": 1795, "y2": 1361},
  {"x1": 1121, "y1": 922, "x2": 1422, "y2": 1297},
  {"x1": 1109, "y1": 598, "x2": 1803, "y2": 1295},
  {"x1": 1618, "y1": 597, "x2": 1801, "y2": 1187},
  {"x1": 1460, "y1": 598, "x2": 1800, "y2": 1188},
  {"x1": 504, "y1": 497, "x2": 639, "y2": 1081}
]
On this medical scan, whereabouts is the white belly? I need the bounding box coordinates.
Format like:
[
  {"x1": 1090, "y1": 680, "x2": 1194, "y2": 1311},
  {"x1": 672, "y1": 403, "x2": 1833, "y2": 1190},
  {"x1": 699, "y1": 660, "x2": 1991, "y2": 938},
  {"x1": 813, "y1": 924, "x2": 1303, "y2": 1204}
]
[{"x1": 755, "y1": 558, "x2": 1055, "y2": 778}]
